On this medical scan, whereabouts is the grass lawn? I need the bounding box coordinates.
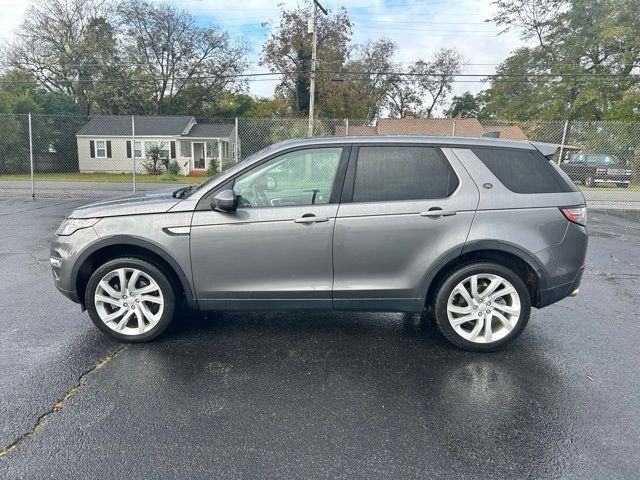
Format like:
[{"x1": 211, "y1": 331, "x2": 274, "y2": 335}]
[{"x1": 0, "y1": 172, "x2": 207, "y2": 184}]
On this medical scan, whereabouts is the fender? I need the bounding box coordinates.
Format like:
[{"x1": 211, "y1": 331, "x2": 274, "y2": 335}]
[
  {"x1": 419, "y1": 240, "x2": 549, "y2": 303},
  {"x1": 71, "y1": 235, "x2": 198, "y2": 309}
]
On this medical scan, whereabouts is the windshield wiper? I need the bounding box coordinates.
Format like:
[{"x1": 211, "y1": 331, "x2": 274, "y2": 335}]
[{"x1": 172, "y1": 185, "x2": 196, "y2": 199}]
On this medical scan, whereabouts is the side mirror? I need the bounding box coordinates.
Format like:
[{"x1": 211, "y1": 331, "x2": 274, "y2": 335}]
[{"x1": 211, "y1": 189, "x2": 238, "y2": 212}]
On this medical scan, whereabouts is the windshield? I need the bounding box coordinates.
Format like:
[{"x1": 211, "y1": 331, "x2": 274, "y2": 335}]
[{"x1": 570, "y1": 154, "x2": 621, "y2": 165}]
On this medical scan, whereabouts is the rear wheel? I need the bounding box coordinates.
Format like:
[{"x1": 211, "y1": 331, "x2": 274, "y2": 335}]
[
  {"x1": 617, "y1": 183, "x2": 629, "y2": 188},
  {"x1": 85, "y1": 257, "x2": 176, "y2": 342},
  {"x1": 434, "y1": 263, "x2": 531, "y2": 352},
  {"x1": 584, "y1": 176, "x2": 594, "y2": 187}
]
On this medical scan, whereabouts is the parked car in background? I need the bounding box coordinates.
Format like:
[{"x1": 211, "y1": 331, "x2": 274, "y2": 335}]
[
  {"x1": 51, "y1": 136, "x2": 588, "y2": 352},
  {"x1": 561, "y1": 153, "x2": 632, "y2": 187}
]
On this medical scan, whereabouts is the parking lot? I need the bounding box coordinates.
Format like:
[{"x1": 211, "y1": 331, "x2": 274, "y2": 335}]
[{"x1": 0, "y1": 197, "x2": 639, "y2": 479}]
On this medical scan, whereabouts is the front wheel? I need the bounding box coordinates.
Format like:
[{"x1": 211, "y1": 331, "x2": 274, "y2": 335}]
[
  {"x1": 584, "y1": 176, "x2": 595, "y2": 187},
  {"x1": 434, "y1": 263, "x2": 531, "y2": 352},
  {"x1": 85, "y1": 257, "x2": 176, "y2": 342},
  {"x1": 617, "y1": 183, "x2": 629, "y2": 188}
]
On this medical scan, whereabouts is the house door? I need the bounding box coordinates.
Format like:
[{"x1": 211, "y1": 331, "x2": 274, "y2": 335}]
[{"x1": 192, "y1": 142, "x2": 206, "y2": 170}]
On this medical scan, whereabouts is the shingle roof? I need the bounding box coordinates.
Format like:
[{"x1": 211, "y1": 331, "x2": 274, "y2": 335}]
[
  {"x1": 184, "y1": 123, "x2": 234, "y2": 138},
  {"x1": 482, "y1": 125, "x2": 528, "y2": 141},
  {"x1": 334, "y1": 125, "x2": 378, "y2": 136},
  {"x1": 77, "y1": 116, "x2": 195, "y2": 136},
  {"x1": 377, "y1": 117, "x2": 486, "y2": 136}
]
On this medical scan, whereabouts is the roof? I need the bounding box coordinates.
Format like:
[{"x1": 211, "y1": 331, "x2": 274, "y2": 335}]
[
  {"x1": 377, "y1": 117, "x2": 486, "y2": 136},
  {"x1": 76, "y1": 116, "x2": 233, "y2": 138},
  {"x1": 77, "y1": 116, "x2": 194, "y2": 136},
  {"x1": 334, "y1": 125, "x2": 378, "y2": 136},
  {"x1": 482, "y1": 125, "x2": 528, "y2": 141},
  {"x1": 185, "y1": 123, "x2": 234, "y2": 138}
]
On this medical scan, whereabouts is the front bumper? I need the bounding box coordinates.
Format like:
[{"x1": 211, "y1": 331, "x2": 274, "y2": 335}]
[{"x1": 50, "y1": 227, "x2": 99, "y2": 305}]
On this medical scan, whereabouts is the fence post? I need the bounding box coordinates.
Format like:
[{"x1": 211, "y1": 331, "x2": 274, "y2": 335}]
[
  {"x1": 28, "y1": 113, "x2": 35, "y2": 199},
  {"x1": 131, "y1": 115, "x2": 136, "y2": 193},
  {"x1": 234, "y1": 117, "x2": 239, "y2": 163},
  {"x1": 558, "y1": 120, "x2": 569, "y2": 165},
  {"x1": 218, "y1": 140, "x2": 223, "y2": 172},
  {"x1": 345, "y1": 118, "x2": 349, "y2": 135},
  {"x1": 452, "y1": 119, "x2": 456, "y2": 136}
]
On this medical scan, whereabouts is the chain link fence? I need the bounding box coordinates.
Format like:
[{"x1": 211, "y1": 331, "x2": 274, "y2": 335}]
[{"x1": 0, "y1": 113, "x2": 638, "y2": 209}]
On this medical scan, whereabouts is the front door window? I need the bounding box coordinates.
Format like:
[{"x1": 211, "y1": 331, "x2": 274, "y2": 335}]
[{"x1": 233, "y1": 147, "x2": 343, "y2": 208}]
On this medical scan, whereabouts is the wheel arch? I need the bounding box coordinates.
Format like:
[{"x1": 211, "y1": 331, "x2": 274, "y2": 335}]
[
  {"x1": 422, "y1": 241, "x2": 548, "y2": 309},
  {"x1": 72, "y1": 236, "x2": 197, "y2": 310}
]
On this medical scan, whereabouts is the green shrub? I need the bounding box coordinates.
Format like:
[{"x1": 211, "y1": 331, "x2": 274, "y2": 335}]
[
  {"x1": 0, "y1": 157, "x2": 29, "y2": 174},
  {"x1": 208, "y1": 158, "x2": 219, "y2": 176},
  {"x1": 168, "y1": 160, "x2": 180, "y2": 175}
]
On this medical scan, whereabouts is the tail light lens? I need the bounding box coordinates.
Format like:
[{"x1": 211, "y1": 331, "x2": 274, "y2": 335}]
[
  {"x1": 560, "y1": 206, "x2": 587, "y2": 226},
  {"x1": 595, "y1": 168, "x2": 606, "y2": 174}
]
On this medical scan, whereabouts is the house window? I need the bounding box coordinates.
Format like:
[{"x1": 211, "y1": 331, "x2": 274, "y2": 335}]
[
  {"x1": 134, "y1": 140, "x2": 143, "y2": 158},
  {"x1": 95, "y1": 140, "x2": 107, "y2": 158},
  {"x1": 158, "y1": 142, "x2": 170, "y2": 160},
  {"x1": 222, "y1": 141, "x2": 229, "y2": 159},
  {"x1": 179, "y1": 141, "x2": 191, "y2": 157}
]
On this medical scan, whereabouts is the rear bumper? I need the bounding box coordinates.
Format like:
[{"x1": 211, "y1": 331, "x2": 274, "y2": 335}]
[
  {"x1": 534, "y1": 221, "x2": 588, "y2": 308},
  {"x1": 594, "y1": 178, "x2": 630, "y2": 184},
  {"x1": 538, "y1": 265, "x2": 584, "y2": 308}
]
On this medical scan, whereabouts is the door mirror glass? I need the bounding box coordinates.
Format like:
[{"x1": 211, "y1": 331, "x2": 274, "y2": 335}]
[{"x1": 211, "y1": 189, "x2": 238, "y2": 212}]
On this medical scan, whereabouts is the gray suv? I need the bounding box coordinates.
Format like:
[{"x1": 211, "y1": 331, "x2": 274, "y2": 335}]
[{"x1": 51, "y1": 136, "x2": 588, "y2": 351}]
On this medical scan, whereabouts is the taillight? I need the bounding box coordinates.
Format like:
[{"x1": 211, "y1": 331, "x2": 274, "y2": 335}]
[{"x1": 560, "y1": 206, "x2": 587, "y2": 226}]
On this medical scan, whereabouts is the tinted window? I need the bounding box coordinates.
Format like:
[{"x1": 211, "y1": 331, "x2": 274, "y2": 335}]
[
  {"x1": 472, "y1": 148, "x2": 576, "y2": 194},
  {"x1": 352, "y1": 146, "x2": 458, "y2": 202}
]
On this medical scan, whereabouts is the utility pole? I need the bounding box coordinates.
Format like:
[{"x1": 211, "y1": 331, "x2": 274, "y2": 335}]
[{"x1": 307, "y1": 0, "x2": 327, "y2": 137}]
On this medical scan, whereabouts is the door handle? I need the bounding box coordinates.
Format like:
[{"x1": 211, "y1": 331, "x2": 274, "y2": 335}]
[
  {"x1": 420, "y1": 209, "x2": 457, "y2": 218},
  {"x1": 294, "y1": 215, "x2": 329, "y2": 224}
]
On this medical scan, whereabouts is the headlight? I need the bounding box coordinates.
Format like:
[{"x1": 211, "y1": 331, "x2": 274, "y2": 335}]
[{"x1": 56, "y1": 218, "x2": 101, "y2": 236}]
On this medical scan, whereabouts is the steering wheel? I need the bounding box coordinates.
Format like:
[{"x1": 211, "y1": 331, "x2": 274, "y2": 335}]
[{"x1": 251, "y1": 183, "x2": 270, "y2": 207}]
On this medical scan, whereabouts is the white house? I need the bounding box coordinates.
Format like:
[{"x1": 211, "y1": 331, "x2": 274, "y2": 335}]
[{"x1": 76, "y1": 116, "x2": 238, "y2": 175}]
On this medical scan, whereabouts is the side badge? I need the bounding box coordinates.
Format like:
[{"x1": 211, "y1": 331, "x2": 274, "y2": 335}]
[{"x1": 482, "y1": 183, "x2": 493, "y2": 189}]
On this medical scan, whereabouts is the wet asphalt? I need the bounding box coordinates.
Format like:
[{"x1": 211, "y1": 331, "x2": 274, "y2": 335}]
[{"x1": 0, "y1": 198, "x2": 638, "y2": 479}]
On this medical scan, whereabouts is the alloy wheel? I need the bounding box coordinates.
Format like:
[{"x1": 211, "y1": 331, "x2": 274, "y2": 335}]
[
  {"x1": 94, "y1": 267, "x2": 164, "y2": 335},
  {"x1": 446, "y1": 273, "x2": 521, "y2": 344}
]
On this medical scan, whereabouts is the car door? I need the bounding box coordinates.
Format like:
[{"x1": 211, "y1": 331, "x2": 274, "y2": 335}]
[
  {"x1": 332, "y1": 145, "x2": 479, "y2": 312},
  {"x1": 190, "y1": 145, "x2": 349, "y2": 310}
]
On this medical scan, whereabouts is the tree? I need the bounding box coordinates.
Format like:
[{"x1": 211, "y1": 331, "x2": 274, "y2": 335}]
[
  {"x1": 412, "y1": 49, "x2": 463, "y2": 118},
  {"x1": 482, "y1": 0, "x2": 640, "y2": 120},
  {"x1": 446, "y1": 92, "x2": 484, "y2": 118},
  {"x1": 118, "y1": 0, "x2": 248, "y2": 115},
  {"x1": 3, "y1": 0, "x2": 116, "y2": 114},
  {"x1": 261, "y1": 4, "x2": 352, "y2": 116}
]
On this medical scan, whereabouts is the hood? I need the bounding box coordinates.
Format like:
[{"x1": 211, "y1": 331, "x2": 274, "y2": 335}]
[{"x1": 69, "y1": 188, "x2": 182, "y2": 219}]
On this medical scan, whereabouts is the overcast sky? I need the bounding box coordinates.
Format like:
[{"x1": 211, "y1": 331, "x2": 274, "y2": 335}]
[{"x1": 0, "y1": 0, "x2": 525, "y2": 102}]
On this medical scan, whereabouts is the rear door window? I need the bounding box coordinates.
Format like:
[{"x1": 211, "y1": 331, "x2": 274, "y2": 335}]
[
  {"x1": 471, "y1": 148, "x2": 577, "y2": 194},
  {"x1": 352, "y1": 146, "x2": 459, "y2": 203}
]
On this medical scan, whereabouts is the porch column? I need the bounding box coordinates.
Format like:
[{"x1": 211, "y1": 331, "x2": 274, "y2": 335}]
[{"x1": 218, "y1": 139, "x2": 222, "y2": 172}]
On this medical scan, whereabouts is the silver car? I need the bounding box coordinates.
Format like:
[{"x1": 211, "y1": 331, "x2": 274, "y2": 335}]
[{"x1": 51, "y1": 136, "x2": 588, "y2": 351}]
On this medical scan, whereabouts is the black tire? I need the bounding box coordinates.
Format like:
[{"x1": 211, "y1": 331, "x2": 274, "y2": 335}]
[
  {"x1": 584, "y1": 176, "x2": 594, "y2": 187},
  {"x1": 617, "y1": 183, "x2": 629, "y2": 188},
  {"x1": 85, "y1": 257, "x2": 176, "y2": 342},
  {"x1": 434, "y1": 262, "x2": 531, "y2": 352}
]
